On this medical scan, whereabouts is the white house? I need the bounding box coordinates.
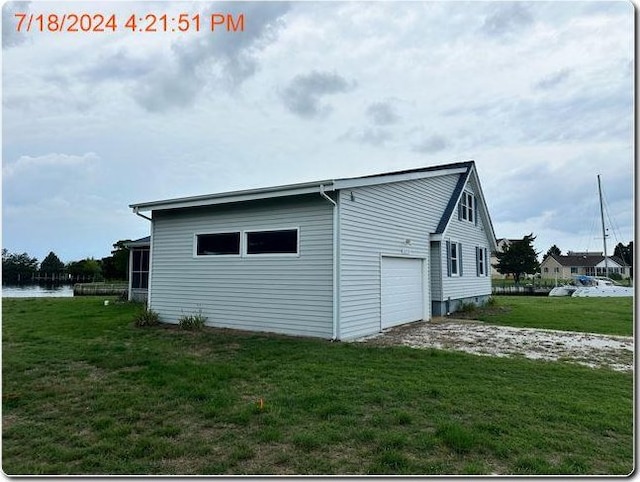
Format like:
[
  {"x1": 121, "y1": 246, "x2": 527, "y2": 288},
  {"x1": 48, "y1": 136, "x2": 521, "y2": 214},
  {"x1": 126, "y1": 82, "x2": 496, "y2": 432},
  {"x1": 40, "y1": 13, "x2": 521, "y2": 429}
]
[
  {"x1": 540, "y1": 251, "x2": 630, "y2": 280},
  {"x1": 129, "y1": 160, "x2": 497, "y2": 340}
]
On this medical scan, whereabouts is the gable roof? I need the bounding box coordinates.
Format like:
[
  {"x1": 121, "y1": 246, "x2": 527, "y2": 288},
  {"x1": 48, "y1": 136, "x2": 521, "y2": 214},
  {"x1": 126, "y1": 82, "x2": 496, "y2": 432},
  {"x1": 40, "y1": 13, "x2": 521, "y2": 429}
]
[
  {"x1": 130, "y1": 160, "x2": 497, "y2": 249},
  {"x1": 432, "y1": 162, "x2": 498, "y2": 251},
  {"x1": 544, "y1": 252, "x2": 626, "y2": 268}
]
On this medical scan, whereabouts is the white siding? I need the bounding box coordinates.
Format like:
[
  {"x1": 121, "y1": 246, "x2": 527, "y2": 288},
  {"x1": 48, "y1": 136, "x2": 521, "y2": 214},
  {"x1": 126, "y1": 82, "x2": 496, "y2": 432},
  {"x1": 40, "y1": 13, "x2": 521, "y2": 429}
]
[
  {"x1": 149, "y1": 195, "x2": 334, "y2": 338},
  {"x1": 338, "y1": 175, "x2": 458, "y2": 339},
  {"x1": 439, "y1": 177, "x2": 492, "y2": 302}
]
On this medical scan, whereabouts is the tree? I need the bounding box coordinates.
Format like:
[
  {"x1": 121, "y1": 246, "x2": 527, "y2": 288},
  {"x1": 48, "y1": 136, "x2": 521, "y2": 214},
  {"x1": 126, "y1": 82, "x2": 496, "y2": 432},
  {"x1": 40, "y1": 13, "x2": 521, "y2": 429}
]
[
  {"x1": 101, "y1": 240, "x2": 131, "y2": 281},
  {"x1": 543, "y1": 245, "x2": 561, "y2": 260},
  {"x1": 2, "y1": 249, "x2": 39, "y2": 283},
  {"x1": 613, "y1": 241, "x2": 633, "y2": 277},
  {"x1": 493, "y1": 233, "x2": 541, "y2": 284},
  {"x1": 40, "y1": 251, "x2": 65, "y2": 277},
  {"x1": 66, "y1": 258, "x2": 103, "y2": 281}
]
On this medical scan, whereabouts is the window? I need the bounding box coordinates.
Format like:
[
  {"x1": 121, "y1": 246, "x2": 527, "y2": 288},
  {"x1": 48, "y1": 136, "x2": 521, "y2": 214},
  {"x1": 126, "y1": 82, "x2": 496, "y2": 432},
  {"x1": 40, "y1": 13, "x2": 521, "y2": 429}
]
[
  {"x1": 544, "y1": 267, "x2": 549, "y2": 273},
  {"x1": 571, "y1": 267, "x2": 578, "y2": 274},
  {"x1": 246, "y1": 229, "x2": 298, "y2": 255},
  {"x1": 196, "y1": 232, "x2": 240, "y2": 256},
  {"x1": 459, "y1": 192, "x2": 475, "y2": 223},
  {"x1": 476, "y1": 247, "x2": 488, "y2": 276},
  {"x1": 131, "y1": 248, "x2": 149, "y2": 289},
  {"x1": 447, "y1": 240, "x2": 462, "y2": 276}
]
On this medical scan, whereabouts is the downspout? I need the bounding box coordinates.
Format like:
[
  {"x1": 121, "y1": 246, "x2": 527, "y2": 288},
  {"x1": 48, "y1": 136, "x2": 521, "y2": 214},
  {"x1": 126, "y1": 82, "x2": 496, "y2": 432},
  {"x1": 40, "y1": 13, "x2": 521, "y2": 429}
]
[
  {"x1": 319, "y1": 185, "x2": 339, "y2": 341},
  {"x1": 133, "y1": 207, "x2": 153, "y2": 308},
  {"x1": 134, "y1": 207, "x2": 152, "y2": 222}
]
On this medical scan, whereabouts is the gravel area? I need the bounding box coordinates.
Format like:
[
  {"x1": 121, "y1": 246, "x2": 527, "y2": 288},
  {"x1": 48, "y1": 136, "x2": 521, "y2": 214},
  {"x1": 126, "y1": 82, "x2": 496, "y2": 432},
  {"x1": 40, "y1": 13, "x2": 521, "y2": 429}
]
[{"x1": 354, "y1": 318, "x2": 634, "y2": 372}]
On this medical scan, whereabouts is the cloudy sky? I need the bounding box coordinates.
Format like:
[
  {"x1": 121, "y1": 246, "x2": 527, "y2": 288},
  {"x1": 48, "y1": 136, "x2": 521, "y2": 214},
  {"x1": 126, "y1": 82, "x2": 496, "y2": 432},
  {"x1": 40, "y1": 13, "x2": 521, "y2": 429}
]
[{"x1": 2, "y1": 0, "x2": 635, "y2": 263}]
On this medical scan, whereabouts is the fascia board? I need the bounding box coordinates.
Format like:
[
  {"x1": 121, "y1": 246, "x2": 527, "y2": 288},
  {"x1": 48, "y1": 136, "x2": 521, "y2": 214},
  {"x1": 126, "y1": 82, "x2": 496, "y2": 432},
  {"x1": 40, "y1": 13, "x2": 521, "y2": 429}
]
[{"x1": 130, "y1": 182, "x2": 336, "y2": 212}]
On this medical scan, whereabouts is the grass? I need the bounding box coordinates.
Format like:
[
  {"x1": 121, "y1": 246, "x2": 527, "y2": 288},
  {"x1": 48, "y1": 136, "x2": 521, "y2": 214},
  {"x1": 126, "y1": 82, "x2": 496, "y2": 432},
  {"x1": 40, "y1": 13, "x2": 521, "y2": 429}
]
[
  {"x1": 461, "y1": 296, "x2": 633, "y2": 336},
  {"x1": 2, "y1": 297, "x2": 634, "y2": 475}
]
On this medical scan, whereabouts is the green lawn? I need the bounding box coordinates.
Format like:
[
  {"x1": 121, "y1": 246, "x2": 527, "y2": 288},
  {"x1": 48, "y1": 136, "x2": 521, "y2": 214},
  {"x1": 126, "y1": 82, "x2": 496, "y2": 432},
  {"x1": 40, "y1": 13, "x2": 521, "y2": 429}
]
[
  {"x1": 2, "y1": 297, "x2": 634, "y2": 475},
  {"x1": 466, "y1": 296, "x2": 633, "y2": 336}
]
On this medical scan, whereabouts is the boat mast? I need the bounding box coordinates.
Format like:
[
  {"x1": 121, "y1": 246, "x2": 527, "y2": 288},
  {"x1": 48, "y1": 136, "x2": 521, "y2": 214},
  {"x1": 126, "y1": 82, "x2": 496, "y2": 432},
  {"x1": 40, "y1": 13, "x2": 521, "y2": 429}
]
[{"x1": 597, "y1": 174, "x2": 608, "y2": 277}]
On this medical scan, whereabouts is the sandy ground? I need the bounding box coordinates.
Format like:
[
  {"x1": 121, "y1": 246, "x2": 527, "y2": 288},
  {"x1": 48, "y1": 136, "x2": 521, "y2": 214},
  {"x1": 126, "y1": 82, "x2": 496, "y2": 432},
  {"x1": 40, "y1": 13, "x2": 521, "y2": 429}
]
[{"x1": 354, "y1": 318, "x2": 634, "y2": 372}]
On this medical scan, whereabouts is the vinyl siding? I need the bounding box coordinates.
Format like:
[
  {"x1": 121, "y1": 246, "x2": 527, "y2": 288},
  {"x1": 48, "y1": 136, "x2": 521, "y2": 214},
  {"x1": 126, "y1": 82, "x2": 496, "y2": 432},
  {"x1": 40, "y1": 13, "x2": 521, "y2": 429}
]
[
  {"x1": 439, "y1": 177, "x2": 492, "y2": 302},
  {"x1": 149, "y1": 194, "x2": 334, "y2": 338},
  {"x1": 338, "y1": 175, "x2": 458, "y2": 339}
]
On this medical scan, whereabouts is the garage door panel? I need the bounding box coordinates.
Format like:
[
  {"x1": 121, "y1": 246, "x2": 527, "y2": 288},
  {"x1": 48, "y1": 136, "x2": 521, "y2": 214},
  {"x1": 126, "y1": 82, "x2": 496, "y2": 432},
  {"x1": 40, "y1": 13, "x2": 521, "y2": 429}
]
[{"x1": 381, "y1": 257, "x2": 424, "y2": 329}]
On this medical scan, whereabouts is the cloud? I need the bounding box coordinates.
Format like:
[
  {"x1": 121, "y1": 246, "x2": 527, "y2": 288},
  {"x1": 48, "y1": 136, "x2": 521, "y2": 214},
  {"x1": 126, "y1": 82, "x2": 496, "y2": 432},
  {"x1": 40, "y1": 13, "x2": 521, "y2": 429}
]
[
  {"x1": 132, "y1": 1, "x2": 292, "y2": 112},
  {"x1": 3, "y1": 152, "x2": 101, "y2": 205},
  {"x1": 533, "y1": 69, "x2": 572, "y2": 91},
  {"x1": 412, "y1": 134, "x2": 449, "y2": 154},
  {"x1": 480, "y1": 3, "x2": 534, "y2": 38},
  {"x1": 366, "y1": 101, "x2": 400, "y2": 126},
  {"x1": 341, "y1": 126, "x2": 394, "y2": 147},
  {"x1": 281, "y1": 70, "x2": 356, "y2": 118},
  {"x1": 2, "y1": 1, "x2": 30, "y2": 49}
]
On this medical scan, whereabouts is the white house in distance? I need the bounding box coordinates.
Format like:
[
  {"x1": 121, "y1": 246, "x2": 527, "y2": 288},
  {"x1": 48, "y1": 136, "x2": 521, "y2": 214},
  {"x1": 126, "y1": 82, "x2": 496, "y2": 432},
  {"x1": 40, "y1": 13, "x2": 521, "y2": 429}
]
[
  {"x1": 540, "y1": 251, "x2": 630, "y2": 280},
  {"x1": 129, "y1": 160, "x2": 497, "y2": 340}
]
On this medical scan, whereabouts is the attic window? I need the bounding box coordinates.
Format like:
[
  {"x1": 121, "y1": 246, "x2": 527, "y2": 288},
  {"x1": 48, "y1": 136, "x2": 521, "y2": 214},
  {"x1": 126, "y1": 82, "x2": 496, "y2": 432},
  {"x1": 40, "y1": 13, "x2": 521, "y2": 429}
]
[
  {"x1": 196, "y1": 232, "x2": 241, "y2": 256},
  {"x1": 246, "y1": 229, "x2": 298, "y2": 255},
  {"x1": 460, "y1": 192, "x2": 475, "y2": 223}
]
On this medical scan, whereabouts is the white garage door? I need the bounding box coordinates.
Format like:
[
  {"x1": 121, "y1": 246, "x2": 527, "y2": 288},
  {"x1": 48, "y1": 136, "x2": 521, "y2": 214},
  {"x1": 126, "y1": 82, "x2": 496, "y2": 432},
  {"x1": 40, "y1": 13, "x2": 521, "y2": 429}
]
[{"x1": 381, "y1": 257, "x2": 424, "y2": 329}]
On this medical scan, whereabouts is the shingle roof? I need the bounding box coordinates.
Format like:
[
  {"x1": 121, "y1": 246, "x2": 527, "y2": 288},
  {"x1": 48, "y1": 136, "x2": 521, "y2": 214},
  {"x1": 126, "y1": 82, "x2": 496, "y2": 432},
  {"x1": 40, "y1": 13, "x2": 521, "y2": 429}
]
[{"x1": 548, "y1": 253, "x2": 627, "y2": 267}]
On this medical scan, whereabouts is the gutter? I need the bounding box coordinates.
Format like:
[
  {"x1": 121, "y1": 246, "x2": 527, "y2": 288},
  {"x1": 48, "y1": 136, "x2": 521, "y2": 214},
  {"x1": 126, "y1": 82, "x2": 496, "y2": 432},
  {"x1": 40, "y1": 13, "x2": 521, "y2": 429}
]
[
  {"x1": 319, "y1": 184, "x2": 339, "y2": 341},
  {"x1": 133, "y1": 206, "x2": 152, "y2": 222}
]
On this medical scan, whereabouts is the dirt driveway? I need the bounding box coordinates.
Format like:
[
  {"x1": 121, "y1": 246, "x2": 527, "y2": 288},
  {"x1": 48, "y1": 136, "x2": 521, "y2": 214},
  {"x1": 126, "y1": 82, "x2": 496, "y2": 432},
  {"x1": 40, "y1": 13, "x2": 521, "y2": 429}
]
[{"x1": 354, "y1": 318, "x2": 634, "y2": 372}]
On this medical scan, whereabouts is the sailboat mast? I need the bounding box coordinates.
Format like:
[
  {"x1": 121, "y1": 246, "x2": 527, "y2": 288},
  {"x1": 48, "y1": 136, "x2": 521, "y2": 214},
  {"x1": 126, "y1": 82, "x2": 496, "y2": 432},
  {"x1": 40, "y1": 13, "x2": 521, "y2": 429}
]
[{"x1": 597, "y1": 174, "x2": 608, "y2": 277}]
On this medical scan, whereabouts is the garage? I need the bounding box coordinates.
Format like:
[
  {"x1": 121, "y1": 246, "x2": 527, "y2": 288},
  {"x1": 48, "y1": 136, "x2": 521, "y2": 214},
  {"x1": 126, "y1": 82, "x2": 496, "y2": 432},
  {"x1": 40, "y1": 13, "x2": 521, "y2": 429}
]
[{"x1": 380, "y1": 256, "x2": 425, "y2": 329}]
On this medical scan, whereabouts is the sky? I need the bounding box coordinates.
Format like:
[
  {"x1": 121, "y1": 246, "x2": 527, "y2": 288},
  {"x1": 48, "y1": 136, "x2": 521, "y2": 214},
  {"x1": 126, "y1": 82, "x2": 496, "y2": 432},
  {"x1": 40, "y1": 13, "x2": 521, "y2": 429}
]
[{"x1": 2, "y1": 0, "x2": 635, "y2": 264}]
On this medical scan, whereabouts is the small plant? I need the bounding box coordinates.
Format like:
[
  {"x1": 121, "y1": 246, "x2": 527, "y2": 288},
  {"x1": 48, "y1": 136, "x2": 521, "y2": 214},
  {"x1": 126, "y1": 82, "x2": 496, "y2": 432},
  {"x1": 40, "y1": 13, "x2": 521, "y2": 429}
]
[
  {"x1": 459, "y1": 301, "x2": 477, "y2": 313},
  {"x1": 133, "y1": 308, "x2": 160, "y2": 327},
  {"x1": 178, "y1": 310, "x2": 207, "y2": 330},
  {"x1": 485, "y1": 296, "x2": 498, "y2": 307}
]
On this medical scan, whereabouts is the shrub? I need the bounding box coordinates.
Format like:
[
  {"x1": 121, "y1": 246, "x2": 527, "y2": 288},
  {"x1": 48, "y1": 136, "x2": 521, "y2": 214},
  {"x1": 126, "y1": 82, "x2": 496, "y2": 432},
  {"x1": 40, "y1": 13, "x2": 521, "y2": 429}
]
[
  {"x1": 485, "y1": 296, "x2": 498, "y2": 307},
  {"x1": 459, "y1": 301, "x2": 477, "y2": 313},
  {"x1": 133, "y1": 308, "x2": 160, "y2": 327},
  {"x1": 178, "y1": 310, "x2": 207, "y2": 330}
]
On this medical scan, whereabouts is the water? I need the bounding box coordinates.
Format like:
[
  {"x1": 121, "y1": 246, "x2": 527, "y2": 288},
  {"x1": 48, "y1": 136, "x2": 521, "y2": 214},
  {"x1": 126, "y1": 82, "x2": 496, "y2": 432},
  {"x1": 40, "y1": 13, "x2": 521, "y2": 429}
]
[{"x1": 2, "y1": 284, "x2": 74, "y2": 298}]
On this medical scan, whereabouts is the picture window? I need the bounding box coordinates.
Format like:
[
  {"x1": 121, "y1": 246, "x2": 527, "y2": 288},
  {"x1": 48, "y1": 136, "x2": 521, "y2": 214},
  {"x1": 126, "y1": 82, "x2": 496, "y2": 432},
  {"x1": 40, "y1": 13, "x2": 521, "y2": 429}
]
[
  {"x1": 196, "y1": 232, "x2": 240, "y2": 256},
  {"x1": 246, "y1": 229, "x2": 298, "y2": 255}
]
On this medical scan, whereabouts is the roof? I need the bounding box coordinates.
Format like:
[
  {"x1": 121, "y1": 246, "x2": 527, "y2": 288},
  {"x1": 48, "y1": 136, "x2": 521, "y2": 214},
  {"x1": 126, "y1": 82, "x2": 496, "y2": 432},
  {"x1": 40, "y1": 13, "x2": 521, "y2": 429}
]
[
  {"x1": 129, "y1": 159, "x2": 497, "y2": 250},
  {"x1": 124, "y1": 236, "x2": 150, "y2": 248},
  {"x1": 130, "y1": 160, "x2": 473, "y2": 212},
  {"x1": 545, "y1": 253, "x2": 626, "y2": 268}
]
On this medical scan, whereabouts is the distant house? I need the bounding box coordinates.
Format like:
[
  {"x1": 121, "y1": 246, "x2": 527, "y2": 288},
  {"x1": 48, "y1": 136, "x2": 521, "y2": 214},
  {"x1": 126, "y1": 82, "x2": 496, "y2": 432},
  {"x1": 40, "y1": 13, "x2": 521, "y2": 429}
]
[
  {"x1": 125, "y1": 236, "x2": 150, "y2": 302},
  {"x1": 540, "y1": 251, "x2": 630, "y2": 280},
  {"x1": 129, "y1": 160, "x2": 497, "y2": 340}
]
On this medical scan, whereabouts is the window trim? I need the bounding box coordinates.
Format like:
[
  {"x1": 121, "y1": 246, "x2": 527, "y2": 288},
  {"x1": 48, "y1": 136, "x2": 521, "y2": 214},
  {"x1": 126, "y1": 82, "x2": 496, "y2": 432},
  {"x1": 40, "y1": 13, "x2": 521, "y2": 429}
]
[
  {"x1": 460, "y1": 191, "x2": 475, "y2": 223},
  {"x1": 447, "y1": 239, "x2": 462, "y2": 277},
  {"x1": 193, "y1": 230, "x2": 242, "y2": 258},
  {"x1": 244, "y1": 227, "x2": 300, "y2": 257},
  {"x1": 476, "y1": 246, "x2": 488, "y2": 277}
]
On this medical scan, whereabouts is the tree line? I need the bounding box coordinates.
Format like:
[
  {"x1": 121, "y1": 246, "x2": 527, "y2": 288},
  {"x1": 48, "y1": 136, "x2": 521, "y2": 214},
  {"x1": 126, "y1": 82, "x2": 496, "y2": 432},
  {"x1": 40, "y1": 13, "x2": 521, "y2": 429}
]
[{"x1": 2, "y1": 240, "x2": 132, "y2": 284}]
